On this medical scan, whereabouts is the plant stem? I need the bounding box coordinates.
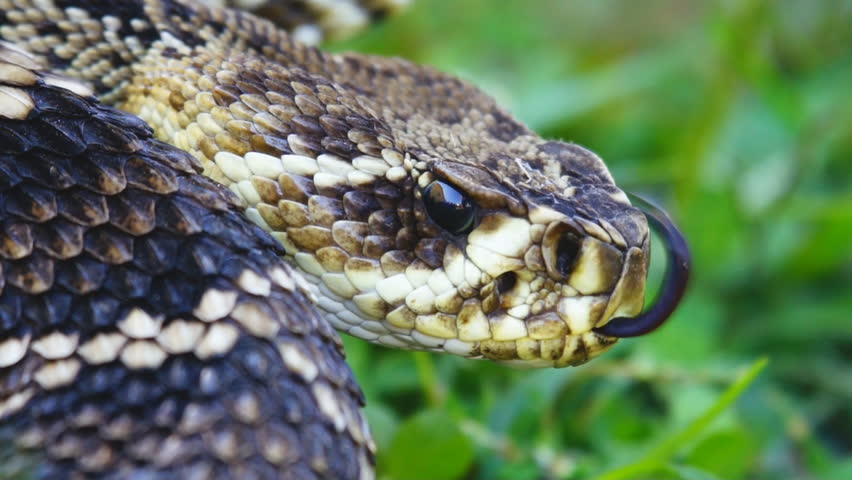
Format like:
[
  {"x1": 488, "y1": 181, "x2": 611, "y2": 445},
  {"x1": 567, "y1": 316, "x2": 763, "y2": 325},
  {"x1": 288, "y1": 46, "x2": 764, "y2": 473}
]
[{"x1": 591, "y1": 356, "x2": 769, "y2": 480}]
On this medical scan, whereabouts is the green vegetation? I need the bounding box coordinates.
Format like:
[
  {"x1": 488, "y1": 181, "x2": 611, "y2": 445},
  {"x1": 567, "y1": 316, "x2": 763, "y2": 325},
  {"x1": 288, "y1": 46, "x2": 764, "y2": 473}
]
[{"x1": 330, "y1": 1, "x2": 852, "y2": 478}]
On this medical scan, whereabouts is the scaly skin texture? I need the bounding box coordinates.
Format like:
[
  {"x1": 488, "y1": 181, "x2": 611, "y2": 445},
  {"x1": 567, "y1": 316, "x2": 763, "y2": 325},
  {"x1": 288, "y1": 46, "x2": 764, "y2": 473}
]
[
  {"x1": 0, "y1": 0, "x2": 650, "y2": 366},
  {"x1": 0, "y1": 44, "x2": 373, "y2": 479},
  {"x1": 210, "y1": 0, "x2": 411, "y2": 43}
]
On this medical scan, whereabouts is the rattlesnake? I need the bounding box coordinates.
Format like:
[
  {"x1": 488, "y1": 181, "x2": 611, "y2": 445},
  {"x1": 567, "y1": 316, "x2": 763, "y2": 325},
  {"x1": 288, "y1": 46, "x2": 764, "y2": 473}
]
[{"x1": 0, "y1": 1, "x2": 689, "y2": 478}]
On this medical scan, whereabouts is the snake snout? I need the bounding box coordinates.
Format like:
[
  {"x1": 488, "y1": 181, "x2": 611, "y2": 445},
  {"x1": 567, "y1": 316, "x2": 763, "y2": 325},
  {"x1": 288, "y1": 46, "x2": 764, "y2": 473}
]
[{"x1": 595, "y1": 197, "x2": 691, "y2": 338}]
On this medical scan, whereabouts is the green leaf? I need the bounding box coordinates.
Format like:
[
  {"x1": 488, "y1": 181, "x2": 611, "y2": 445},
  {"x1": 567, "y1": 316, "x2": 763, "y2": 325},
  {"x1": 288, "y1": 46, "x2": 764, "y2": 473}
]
[
  {"x1": 666, "y1": 464, "x2": 724, "y2": 480},
  {"x1": 383, "y1": 409, "x2": 474, "y2": 480},
  {"x1": 822, "y1": 458, "x2": 852, "y2": 480},
  {"x1": 493, "y1": 459, "x2": 541, "y2": 480},
  {"x1": 639, "y1": 292, "x2": 722, "y2": 366},
  {"x1": 590, "y1": 357, "x2": 769, "y2": 480},
  {"x1": 685, "y1": 429, "x2": 758, "y2": 479}
]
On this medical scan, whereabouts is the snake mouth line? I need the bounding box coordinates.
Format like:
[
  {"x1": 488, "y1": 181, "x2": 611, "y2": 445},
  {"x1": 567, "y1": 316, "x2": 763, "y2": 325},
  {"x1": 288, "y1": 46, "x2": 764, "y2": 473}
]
[{"x1": 594, "y1": 194, "x2": 691, "y2": 338}]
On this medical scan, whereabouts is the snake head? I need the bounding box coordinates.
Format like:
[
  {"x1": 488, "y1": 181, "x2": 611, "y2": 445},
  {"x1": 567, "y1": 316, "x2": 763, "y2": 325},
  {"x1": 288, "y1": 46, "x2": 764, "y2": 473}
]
[
  {"x1": 398, "y1": 140, "x2": 690, "y2": 367},
  {"x1": 120, "y1": 44, "x2": 690, "y2": 368}
]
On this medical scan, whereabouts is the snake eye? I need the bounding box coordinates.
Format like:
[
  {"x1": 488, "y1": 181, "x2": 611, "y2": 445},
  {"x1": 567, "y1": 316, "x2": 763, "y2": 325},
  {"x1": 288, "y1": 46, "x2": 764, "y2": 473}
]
[{"x1": 422, "y1": 180, "x2": 477, "y2": 235}]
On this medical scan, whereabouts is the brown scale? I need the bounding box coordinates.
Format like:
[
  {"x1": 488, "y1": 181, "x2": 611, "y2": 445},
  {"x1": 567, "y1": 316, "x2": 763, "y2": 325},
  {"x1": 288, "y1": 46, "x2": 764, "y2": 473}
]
[
  {"x1": 220, "y1": 0, "x2": 383, "y2": 44},
  {"x1": 0, "y1": 53, "x2": 373, "y2": 479}
]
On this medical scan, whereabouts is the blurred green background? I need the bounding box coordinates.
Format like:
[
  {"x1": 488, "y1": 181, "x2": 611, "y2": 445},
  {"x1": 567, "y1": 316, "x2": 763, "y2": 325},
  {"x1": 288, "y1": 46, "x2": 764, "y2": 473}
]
[{"x1": 330, "y1": 1, "x2": 852, "y2": 479}]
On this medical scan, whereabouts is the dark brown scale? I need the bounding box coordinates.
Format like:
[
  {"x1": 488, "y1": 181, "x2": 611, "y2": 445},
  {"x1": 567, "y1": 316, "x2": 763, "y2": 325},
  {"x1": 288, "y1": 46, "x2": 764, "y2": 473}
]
[
  {"x1": 0, "y1": 293, "x2": 21, "y2": 333},
  {"x1": 236, "y1": 79, "x2": 266, "y2": 96},
  {"x1": 414, "y1": 237, "x2": 447, "y2": 269},
  {"x1": 144, "y1": 141, "x2": 201, "y2": 174},
  {"x1": 314, "y1": 177, "x2": 349, "y2": 198},
  {"x1": 34, "y1": 219, "x2": 86, "y2": 259},
  {"x1": 29, "y1": 86, "x2": 89, "y2": 113},
  {"x1": 71, "y1": 150, "x2": 128, "y2": 195},
  {"x1": 343, "y1": 191, "x2": 380, "y2": 221},
  {"x1": 0, "y1": 67, "x2": 371, "y2": 479},
  {"x1": 5, "y1": 184, "x2": 57, "y2": 222},
  {"x1": 103, "y1": 265, "x2": 152, "y2": 299},
  {"x1": 155, "y1": 195, "x2": 207, "y2": 235},
  {"x1": 394, "y1": 226, "x2": 417, "y2": 251},
  {"x1": 372, "y1": 183, "x2": 403, "y2": 209},
  {"x1": 5, "y1": 252, "x2": 54, "y2": 294},
  {"x1": 57, "y1": 188, "x2": 110, "y2": 226},
  {"x1": 179, "y1": 174, "x2": 239, "y2": 210},
  {"x1": 278, "y1": 173, "x2": 317, "y2": 204},
  {"x1": 54, "y1": 256, "x2": 109, "y2": 295},
  {"x1": 321, "y1": 135, "x2": 357, "y2": 157},
  {"x1": 79, "y1": 116, "x2": 140, "y2": 152},
  {"x1": 0, "y1": 125, "x2": 30, "y2": 154},
  {"x1": 294, "y1": 94, "x2": 326, "y2": 117},
  {"x1": 294, "y1": 134, "x2": 324, "y2": 158},
  {"x1": 16, "y1": 150, "x2": 76, "y2": 189},
  {"x1": 251, "y1": 132, "x2": 293, "y2": 156},
  {"x1": 205, "y1": 211, "x2": 279, "y2": 252},
  {"x1": 263, "y1": 77, "x2": 297, "y2": 99},
  {"x1": 176, "y1": 236, "x2": 228, "y2": 276},
  {"x1": 0, "y1": 221, "x2": 34, "y2": 259},
  {"x1": 345, "y1": 116, "x2": 374, "y2": 133},
  {"x1": 107, "y1": 189, "x2": 158, "y2": 235},
  {"x1": 27, "y1": 116, "x2": 86, "y2": 156},
  {"x1": 124, "y1": 155, "x2": 180, "y2": 194},
  {"x1": 363, "y1": 235, "x2": 393, "y2": 259},
  {"x1": 318, "y1": 113, "x2": 349, "y2": 137},
  {"x1": 308, "y1": 195, "x2": 345, "y2": 227},
  {"x1": 395, "y1": 201, "x2": 414, "y2": 226},
  {"x1": 22, "y1": 291, "x2": 73, "y2": 328},
  {"x1": 84, "y1": 227, "x2": 135, "y2": 264},
  {"x1": 290, "y1": 112, "x2": 323, "y2": 136},
  {"x1": 213, "y1": 84, "x2": 242, "y2": 106},
  {"x1": 332, "y1": 221, "x2": 368, "y2": 256},
  {"x1": 367, "y1": 209, "x2": 402, "y2": 237},
  {"x1": 150, "y1": 274, "x2": 202, "y2": 315},
  {"x1": 356, "y1": 139, "x2": 384, "y2": 157},
  {"x1": 132, "y1": 232, "x2": 180, "y2": 275}
]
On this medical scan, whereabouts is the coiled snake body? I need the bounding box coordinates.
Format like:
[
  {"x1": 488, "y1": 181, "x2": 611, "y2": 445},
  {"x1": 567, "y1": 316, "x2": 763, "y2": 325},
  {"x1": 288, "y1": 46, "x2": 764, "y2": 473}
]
[{"x1": 0, "y1": 1, "x2": 689, "y2": 478}]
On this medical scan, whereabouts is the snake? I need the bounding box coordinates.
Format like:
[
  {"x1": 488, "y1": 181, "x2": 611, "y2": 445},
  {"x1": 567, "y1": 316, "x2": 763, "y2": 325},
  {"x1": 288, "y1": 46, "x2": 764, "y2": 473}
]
[{"x1": 0, "y1": 0, "x2": 690, "y2": 478}]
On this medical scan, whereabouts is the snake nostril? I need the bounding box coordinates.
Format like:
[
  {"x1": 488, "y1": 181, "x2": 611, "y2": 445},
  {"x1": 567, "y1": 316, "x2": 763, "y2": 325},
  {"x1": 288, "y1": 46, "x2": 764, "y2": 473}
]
[
  {"x1": 556, "y1": 231, "x2": 582, "y2": 277},
  {"x1": 495, "y1": 272, "x2": 517, "y2": 295},
  {"x1": 542, "y1": 220, "x2": 585, "y2": 281}
]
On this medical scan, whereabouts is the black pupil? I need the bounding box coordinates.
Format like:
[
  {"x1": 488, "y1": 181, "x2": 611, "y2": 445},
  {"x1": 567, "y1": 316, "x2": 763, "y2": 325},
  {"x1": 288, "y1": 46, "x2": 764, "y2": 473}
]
[{"x1": 423, "y1": 180, "x2": 476, "y2": 234}]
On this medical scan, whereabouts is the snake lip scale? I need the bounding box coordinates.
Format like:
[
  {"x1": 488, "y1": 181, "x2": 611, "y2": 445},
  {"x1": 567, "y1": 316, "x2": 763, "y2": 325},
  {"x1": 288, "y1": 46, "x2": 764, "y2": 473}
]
[{"x1": 0, "y1": 1, "x2": 690, "y2": 478}]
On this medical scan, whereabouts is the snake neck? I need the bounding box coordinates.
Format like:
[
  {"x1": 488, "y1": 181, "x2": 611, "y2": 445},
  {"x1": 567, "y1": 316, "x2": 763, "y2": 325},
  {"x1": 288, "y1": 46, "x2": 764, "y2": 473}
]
[{"x1": 1, "y1": 1, "x2": 286, "y2": 98}]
